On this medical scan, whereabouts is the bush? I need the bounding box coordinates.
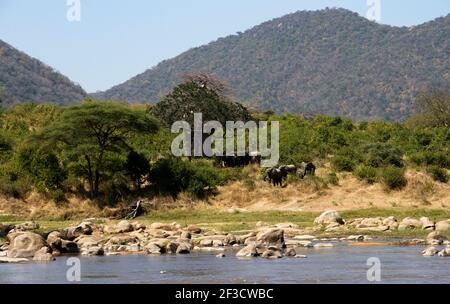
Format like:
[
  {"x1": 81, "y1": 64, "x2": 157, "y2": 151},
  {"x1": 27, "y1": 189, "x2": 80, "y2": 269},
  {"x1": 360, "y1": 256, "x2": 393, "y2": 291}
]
[
  {"x1": 427, "y1": 166, "x2": 449, "y2": 183},
  {"x1": 362, "y1": 143, "x2": 404, "y2": 168},
  {"x1": 410, "y1": 151, "x2": 450, "y2": 168},
  {"x1": 51, "y1": 189, "x2": 67, "y2": 204},
  {"x1": 149, "y1": 158, "x2": 222, "y2": 198},
  {"x1": 324, "y1": 172, "x2": 339, "y2": 186},
  {"x1": 380, "y1": 167, "x2": 407, "y2": 190},
  {"x1": 354, "y1": 165, "x2": 378, "y2": 184},
  {"x1": 331, "y1": 155, "x2": 355, "y2": 172},
  {"x1": 0, "y1": 175, "x2": 33, "y2": 198}
]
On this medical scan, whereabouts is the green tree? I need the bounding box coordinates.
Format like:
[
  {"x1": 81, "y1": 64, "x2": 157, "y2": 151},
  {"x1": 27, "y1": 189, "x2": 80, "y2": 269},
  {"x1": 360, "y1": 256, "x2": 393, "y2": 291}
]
[
  {"x1": 150, "y1": 73, "x2": 251, "y2": 127},
  {"x1": 36, "y1": 101, "x2": 158, "y2": 197}
]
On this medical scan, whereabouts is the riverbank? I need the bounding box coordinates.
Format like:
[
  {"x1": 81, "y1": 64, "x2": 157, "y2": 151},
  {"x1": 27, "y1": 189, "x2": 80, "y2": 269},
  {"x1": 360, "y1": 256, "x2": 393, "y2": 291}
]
[
  {"x1": 2, "y1": 208, "x2": 450, "y2": 239},
  {"x1": 1, "y1": 208, "x2": 450, "y2": 265}
]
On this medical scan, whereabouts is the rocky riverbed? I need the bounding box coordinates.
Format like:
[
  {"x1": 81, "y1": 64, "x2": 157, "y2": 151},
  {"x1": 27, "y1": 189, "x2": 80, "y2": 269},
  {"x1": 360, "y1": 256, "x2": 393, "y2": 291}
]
[{"x1": 1, "y1": 210, "x2": 450, "y2": 264}]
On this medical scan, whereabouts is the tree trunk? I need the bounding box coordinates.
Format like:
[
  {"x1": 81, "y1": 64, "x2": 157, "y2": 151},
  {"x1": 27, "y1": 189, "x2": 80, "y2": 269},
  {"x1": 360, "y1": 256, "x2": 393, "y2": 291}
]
[{"x1": 85, "y1": 155, "x2": 94, "y2": 198}]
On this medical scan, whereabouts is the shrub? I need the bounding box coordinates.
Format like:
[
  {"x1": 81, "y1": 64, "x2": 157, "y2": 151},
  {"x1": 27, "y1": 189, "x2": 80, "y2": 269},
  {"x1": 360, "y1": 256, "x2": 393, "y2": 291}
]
[
  {"x1": 354, "y1": 165, "x2": 378, "y2": 184},
  {"x1": 149, "y1": 158, "x2": 222, "y2": 198},
  {"x1": 427, "y1": 166, "x2": 449, "y2": 183},
  {"x1": 324, "y1": 172, "x2": 339, "y2": 186},
  {"x1": 331, "y1": 155, "x2": 355, "y2": 172},
  {"x1": 51, "y1": 189, "x2": 66, "y2": 204},
  {"x1": 362, "y1": 143, "x2": 404, "y2": 168},
  {"x1": 380, "y1": 167, "x2": 407, "y2": 190},
  {"x1": 410, "y1": 151, "x2": 450, "y2": 168}
]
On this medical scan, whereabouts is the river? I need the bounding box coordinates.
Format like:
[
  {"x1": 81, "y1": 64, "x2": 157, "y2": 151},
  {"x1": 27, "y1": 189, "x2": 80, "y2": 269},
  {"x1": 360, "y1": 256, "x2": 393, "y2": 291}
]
[{"x1": 1, "y1": 243, "x2": 449, "y2": 284}]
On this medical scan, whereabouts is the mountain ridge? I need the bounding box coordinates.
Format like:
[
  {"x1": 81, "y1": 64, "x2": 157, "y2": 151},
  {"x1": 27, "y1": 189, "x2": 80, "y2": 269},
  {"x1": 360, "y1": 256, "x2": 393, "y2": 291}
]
[
  {"x1": 93, "y1": 8, "x2": 450, "y2": 121},
  {"x1": 0, "y1": 39, "x2": 87, "y2": 106}
]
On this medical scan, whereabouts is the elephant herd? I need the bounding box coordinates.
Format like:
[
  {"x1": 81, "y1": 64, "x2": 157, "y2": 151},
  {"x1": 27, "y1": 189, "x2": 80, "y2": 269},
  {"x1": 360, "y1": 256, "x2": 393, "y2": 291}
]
[
  {"x1": 264, "y1": 162, "x2": 316, "y2": 187},
  {"x1": 216, "y1": 152, "x2": 262, "y2": 168}
]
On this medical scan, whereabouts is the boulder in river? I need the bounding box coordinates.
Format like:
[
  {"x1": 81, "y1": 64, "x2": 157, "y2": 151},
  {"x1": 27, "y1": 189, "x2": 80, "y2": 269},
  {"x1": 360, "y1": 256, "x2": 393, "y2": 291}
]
[
  {"x1": 256, "y1": 229, "x2": 285, "y2": 248},
  {"x1": 236, "y1": 244, "x2": 259, "y2": 258},
  {"x1": 0, "y1": 257, "x2": 29, "y2": 263},
  {"x1": 426, "y1": 231, "x2": 447, "y2": 245},
  {"x1": 176, "y1": 243, "x2": 191, "y2": 254},
  {"x1": 7, "y1": 232, "x2": 47, "y2": 259},
  {"x1": 314, "y1": 210, "x2": 345, "y2": 226},
  {"x1": 261, "y1": 248, "x2": 283, "y2": 259},
  {"x1": 33, "y1": 247, "x2": 54, "y2": 262},
  {"x1": 422, "y1": 246, "x2": 439, "y2": 257},
  {"x1": 437, "y1": 246, "x2": 450, "y2": 257},
  {"x1": 284, "y1": 248, "x2": 297, "y2": 257}
]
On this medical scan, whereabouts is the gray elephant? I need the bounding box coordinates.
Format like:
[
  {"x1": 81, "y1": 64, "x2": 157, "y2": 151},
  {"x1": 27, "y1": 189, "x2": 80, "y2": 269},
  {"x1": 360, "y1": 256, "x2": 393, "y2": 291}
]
[{"x1": 299, "y1": 162, "x2": 316, "y2": 178}]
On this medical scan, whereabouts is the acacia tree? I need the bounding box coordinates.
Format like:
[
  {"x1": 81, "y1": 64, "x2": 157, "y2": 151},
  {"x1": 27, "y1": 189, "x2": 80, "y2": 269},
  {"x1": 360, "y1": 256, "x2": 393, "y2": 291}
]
[
  {"x1": 36, "y1": 101, "x2": 158, "y2": 197},
  {"x1": 150, "y1": 72, "x2": 251, "y2": 127}
]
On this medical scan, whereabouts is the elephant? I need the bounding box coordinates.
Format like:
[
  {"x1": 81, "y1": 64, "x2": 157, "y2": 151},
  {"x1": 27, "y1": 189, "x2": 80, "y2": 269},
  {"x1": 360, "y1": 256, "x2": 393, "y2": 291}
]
[
  {"x1": 217, "y1": 154, "x2": 253, "y2": 168},
  {"x1": 264, "y1": 167, "x2": 287, "y2": 187},
  {"x1": 299, "y1": 162, "x2": 316, "y2": 178},
  {"x1": 279, "y1": 165, "x2": 297, "y2": 175}
]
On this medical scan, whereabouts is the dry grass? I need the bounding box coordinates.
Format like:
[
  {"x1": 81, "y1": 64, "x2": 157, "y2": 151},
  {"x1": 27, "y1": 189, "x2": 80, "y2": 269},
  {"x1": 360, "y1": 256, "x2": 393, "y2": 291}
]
[{"x1": 0, "y1": 169, "x2": 449, "y2": 220}]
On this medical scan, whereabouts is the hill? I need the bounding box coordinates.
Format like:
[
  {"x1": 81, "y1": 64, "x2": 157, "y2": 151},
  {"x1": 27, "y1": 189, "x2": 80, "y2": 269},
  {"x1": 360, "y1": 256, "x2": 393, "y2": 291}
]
[
  {"x1": 0, "y1": 39, "x2": 87, "y2": 106},
  {"x1": 94, "y1": 8, "x2": 450, "y2": 121}
]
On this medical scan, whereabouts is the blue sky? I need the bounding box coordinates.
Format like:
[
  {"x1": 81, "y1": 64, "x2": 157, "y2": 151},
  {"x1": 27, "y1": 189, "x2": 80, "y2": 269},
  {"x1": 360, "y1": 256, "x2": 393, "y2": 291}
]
[{"x1": 0, "y1": 0, "x2": 449, "y2": 92}]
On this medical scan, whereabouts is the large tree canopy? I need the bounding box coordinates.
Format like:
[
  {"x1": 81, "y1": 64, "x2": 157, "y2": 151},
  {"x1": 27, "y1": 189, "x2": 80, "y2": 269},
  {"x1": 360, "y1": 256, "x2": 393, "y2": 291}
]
[
  {"x1": 36, "y1": 100, "x2": 159, "y2": 197},
  {"x1": 150, "y1": 73, "x2": 252, "y2": 127}
]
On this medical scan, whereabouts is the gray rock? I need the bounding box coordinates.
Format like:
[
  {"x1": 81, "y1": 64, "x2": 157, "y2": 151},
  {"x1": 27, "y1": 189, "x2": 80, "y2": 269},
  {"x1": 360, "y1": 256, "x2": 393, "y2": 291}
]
[
  {"x1": 314, "y1": 210, "x2": 345, "y2": 226},
  {"x1": 284, "y1": 248, "x2": 297, "y2": 257},
  {"x1": 427, "y1": 231, "x2": 447, "y2": 245},
  {"x1": 81, "y1": 246, "x2": 104, "y2": 256},
  {"x1": 7, "y1": 232, "x2": 47, "y2": 258},
  {"x1": 186, "y1": 225, "x2": 202, "y2": 234},
  {"x1": 146, "y1": 243, "x2": 166, "y2": 255},
  {"x1": 420, "y1": 217, "x2": 435, "y2": 231},
  {"x1": 256, "y1": 229, "x2": 285, "y2": 248},
  {"x1": 261, "y1": 249, "x2": 283, "y2": 259},
  {"x1": 399, "y1": 217, "x2": 422, "y2": 230},
  {"x1": 436, "y1": 220, "x2": 450, "y2": 232},
  {"x1": 236, "y1": 244, "x2": 259, "y2": 258},
  {"x1": 180, "y1": 231, "x2": 191, "y2": 239},
  {"x1": 422, "y1": 246, "x2": 439, "y2": 257},
  {"x1": 104, "y1": 220, "x2": 133, "y2": 234},
  {"x1": 199, "y1": 239, "x2": 213, "y2": 247},
  {"x1": 33, "y1": 247, "x2": 54, "y2": 262},
  {"x1": 176, "y1": 243, "x2": 191, "y2": 254},
  {"x1": 0, "y1": 257, "x2": 29, "y2": 263},
  {"x1": 13, "y1": 221, "x2": 40, "y2": 231},
  {"x1": 437, "y1": 247, "x2": 450, "y2": 257}
]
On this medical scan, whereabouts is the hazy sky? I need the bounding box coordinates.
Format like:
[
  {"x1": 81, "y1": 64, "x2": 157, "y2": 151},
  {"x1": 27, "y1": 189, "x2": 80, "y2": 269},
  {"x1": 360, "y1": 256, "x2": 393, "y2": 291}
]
[{"x1": 0, "y1": 0, "x2": 449, "y2": 92}]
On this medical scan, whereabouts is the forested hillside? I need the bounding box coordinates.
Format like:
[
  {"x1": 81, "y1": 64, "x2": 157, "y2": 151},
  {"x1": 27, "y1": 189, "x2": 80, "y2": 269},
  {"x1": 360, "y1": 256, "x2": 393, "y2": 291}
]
[
  {"x1": 0, "y1": 39, "x2": 87, "y2": 106},
  {"x1": 95, "y1": 8, "x2": 450, "y2": 121}
]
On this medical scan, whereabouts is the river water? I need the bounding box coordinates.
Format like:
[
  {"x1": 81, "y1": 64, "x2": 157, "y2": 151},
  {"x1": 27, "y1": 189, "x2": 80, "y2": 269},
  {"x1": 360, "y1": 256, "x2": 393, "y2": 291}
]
[{"x1": 1, "y1": 244, "x2": 449, "y2": 284}]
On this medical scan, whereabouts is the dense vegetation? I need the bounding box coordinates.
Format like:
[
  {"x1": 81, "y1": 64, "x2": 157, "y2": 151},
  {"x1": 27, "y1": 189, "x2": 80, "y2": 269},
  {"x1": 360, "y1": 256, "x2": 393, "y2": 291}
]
[
  {"x1": 0, "y1": 76, "x2": 449, "y2": 206},
  {"x1": 0, "y1": 39, "x2": 87, "y2": 106},
  {"x1": 94, "y1": 8, "x2": 450, "y2": 121}
]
